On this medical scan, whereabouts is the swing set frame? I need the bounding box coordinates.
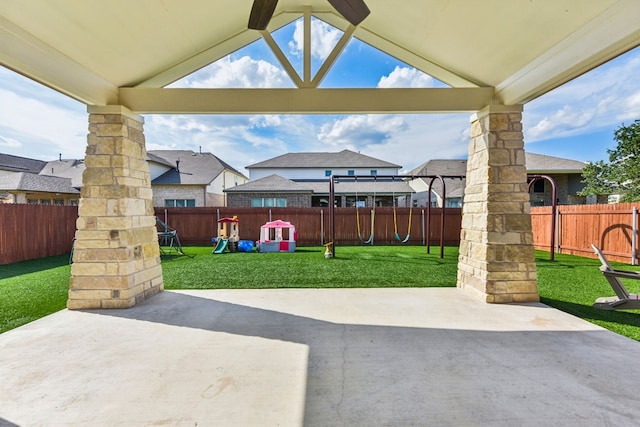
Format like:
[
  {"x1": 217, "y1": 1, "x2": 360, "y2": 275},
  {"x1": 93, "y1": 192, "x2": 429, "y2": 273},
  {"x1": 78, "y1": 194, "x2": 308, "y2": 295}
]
[{"x1": 328, "y1": 174, "x2": 465, "y2": 257}]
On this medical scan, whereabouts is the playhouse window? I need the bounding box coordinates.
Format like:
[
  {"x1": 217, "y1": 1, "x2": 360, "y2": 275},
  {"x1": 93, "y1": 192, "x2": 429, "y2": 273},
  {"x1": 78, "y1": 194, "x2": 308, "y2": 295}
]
[{"x1": 325, "y1": 170, "x2": 332, "y2": 177}]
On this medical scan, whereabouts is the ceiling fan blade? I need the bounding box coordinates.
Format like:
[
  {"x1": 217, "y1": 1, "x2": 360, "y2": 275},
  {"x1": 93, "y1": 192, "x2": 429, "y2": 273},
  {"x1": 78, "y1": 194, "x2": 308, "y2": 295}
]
[
  {"x1": 248, "y1": 0, "x2": 278, "y2": 30},
  {"x1": 327, "y1": 0, "x2": 370, "y2": 26}
]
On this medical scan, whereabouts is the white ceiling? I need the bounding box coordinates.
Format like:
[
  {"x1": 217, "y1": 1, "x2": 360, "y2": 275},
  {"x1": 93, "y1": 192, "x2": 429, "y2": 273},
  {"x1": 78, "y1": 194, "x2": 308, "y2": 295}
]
[{"x1": 1, "y1": 0, "x2": 639, "y2": 113}]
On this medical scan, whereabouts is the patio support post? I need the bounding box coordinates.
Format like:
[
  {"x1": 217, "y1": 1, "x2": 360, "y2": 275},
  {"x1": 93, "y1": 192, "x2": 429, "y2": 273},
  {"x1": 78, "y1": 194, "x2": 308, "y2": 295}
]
[
  {"x1": 68, "y1": 105, "x2": 163, "y2": 309},
  {"x1": 457, "y1": 105, "x2": 538, "y2": 303}
]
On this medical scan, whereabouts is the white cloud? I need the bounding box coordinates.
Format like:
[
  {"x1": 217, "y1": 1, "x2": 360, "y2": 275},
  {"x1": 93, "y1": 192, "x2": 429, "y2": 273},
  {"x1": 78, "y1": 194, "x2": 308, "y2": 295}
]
[
  {"x1": 318, "y1": 115, "x2": 407, "y2": 147},
  {"x1": 377, "y1": 66, "x2": 434, "y2": 88},
  {"x1": 289, "y1": 19, "x2": 343, "y2": 61},
  {"x1": 0, "y1": 135, "x2": 21, "y2": 148},
  {"x1": 0, "y1": 85, "x2": 86, "y2": 160},
  {"x1": 524, "y1": 48, "x2": 640, "y2": 143},
  {"x1": 170, "y1": 56, "x2": 293, "y2": 88},
  {"x1": 527, "y1": 105, "x2": 593, "y2": 140},
  {"x1": 617, "y1": 91, "x2": 640, "y2": 122}
]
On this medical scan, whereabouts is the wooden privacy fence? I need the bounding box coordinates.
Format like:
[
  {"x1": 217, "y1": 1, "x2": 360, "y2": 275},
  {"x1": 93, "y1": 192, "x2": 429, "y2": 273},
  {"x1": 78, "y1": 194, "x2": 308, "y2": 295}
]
[
  {"x1": 5, "y1": 203, "x2": 640, "y2": 265},
  {"x1": 0, "y1": 204, "x2": 78, "y2": 265},
  {"x1": 531, "y1": 203, "x2": 640, "y2": 264},
  {"x1": 154, "y1": 207, "x2": 462, "y2": 247}
]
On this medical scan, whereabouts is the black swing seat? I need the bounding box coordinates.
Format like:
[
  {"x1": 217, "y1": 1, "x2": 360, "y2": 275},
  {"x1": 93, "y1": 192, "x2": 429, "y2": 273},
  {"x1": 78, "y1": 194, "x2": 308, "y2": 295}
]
[{"x1": 591, "y1": 244, "x2": 640, "y2": 310}]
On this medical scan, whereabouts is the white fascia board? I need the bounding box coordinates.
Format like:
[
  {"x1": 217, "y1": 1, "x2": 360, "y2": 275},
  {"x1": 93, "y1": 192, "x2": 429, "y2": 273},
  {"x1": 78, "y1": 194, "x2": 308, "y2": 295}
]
[
  {"x1": 0, "y1": 15, "x2": 117, "y2": 105},
  {"x1": 496, "y1": 0, "x2": 640, "y2": 105}
]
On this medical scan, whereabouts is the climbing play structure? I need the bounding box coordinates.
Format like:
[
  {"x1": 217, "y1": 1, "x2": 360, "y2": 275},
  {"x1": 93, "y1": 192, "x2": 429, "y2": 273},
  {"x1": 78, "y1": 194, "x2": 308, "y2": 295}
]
[
  {"x1": 256, "y1": 220, "x2": 297, "y2": 252},
  {"x1": 213, "y1": 216, "x2": 240, "y2": 253}
]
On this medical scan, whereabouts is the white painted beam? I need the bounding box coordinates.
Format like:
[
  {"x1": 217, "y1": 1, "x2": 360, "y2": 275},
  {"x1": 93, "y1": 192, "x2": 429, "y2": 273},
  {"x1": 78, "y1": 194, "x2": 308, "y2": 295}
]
[
  {"x1": 0, "y1": 15, "x2": 117, "y2": 105},
  {"x1": 136, "y1": 12, "x2": 300, "y2": 89},
  {"x1": 260, "y1": 30, "x2": 303, "y2": 88},
  {"x1": 496, "y1": 0, "x2": 640, "y2": 104},
  {"x1": 118, "y1": 87, "x2": 494, "y2": 114}
]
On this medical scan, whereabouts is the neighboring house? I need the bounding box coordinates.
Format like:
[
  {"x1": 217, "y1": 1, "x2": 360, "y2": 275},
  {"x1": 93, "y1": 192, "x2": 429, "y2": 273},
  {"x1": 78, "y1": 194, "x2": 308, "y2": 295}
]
[
  {"x1": 0, "y1": 150, "x2": 248, "y2": 207},
  {"x1": 408, "y1": 159, "x2": 467, "y2": 208},
  {"x1": 147, "y1": 150, "x2": 248, "y2": 207},
  {"x1": 409, "y1": 152, "x2": 587, "y2": 207},
  {"x1": 0, "y1": 153, "x2": 79, "y2": 205},
  {"x1": 246, "y1": 149, "x2": 401, "y2": 180},
  {"x1": 227, "y1": 150, "x2": 413, "y2": 208}
]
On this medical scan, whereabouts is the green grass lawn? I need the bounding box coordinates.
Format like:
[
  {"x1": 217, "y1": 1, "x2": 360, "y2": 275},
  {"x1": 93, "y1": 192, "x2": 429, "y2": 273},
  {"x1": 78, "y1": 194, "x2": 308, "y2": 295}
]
[{"x1": 2, "y1": 245, "x2": 640, "y2": 341}]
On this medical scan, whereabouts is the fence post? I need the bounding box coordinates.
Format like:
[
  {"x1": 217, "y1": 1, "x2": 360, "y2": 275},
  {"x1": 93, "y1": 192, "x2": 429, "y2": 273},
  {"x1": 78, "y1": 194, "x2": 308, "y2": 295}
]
[
  {"x1": 421, "y1": 209, "x2": 425, "y2": 246},
  {"x1": 633, "y1": 206, "x2": 637, "y2": 265},
  {"x1": 320, "y1": 210, "x2": 324, "y2": 245}
]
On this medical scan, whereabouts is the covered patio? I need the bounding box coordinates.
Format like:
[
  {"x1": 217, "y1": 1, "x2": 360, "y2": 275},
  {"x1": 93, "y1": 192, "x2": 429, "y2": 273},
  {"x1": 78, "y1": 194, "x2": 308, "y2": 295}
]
[
  {"x1": 2, "y1": 0, "x2": 640, "y2": 308},
  {"x1": 2, "y1": 288, "x2": 640, "y2": 425},
  {"x1": 1, "y1": 1, "x2": 640, "y2": 425}
]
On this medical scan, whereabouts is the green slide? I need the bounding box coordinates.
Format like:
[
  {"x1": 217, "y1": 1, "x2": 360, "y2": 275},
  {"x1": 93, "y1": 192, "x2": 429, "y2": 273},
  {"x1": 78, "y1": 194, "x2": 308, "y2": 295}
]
[{"x1": 212, "y1": 239, "x2": 228, "y2": 254}]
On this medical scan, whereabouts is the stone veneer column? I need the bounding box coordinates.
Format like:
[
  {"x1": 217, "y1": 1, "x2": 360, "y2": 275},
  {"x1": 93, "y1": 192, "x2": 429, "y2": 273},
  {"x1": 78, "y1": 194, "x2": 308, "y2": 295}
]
[
  {"x1": 68, "y1": 105, "x2": 163, "y2": 309},
  {"x1": 457, "y1": 105, "x2": 538, "y2": 303}
]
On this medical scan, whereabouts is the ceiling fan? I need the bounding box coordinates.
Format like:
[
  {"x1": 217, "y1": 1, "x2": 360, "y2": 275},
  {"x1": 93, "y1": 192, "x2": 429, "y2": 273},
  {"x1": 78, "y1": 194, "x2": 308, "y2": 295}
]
[{"x1": 248, "y1": 0, "x2": 370, "y2": 30}]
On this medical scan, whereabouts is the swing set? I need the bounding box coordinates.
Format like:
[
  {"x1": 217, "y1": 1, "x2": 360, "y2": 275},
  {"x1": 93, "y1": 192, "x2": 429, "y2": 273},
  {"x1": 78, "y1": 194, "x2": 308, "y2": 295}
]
[
  {"x1": 328, "y1": 173, "x2": 465, "y2": 258},
  {"x1": 393, "y1": 194, "x2": 412, "y2": 243},
  {"x1": 355, "y1": 179, "x2": 375, "y2": 244}
]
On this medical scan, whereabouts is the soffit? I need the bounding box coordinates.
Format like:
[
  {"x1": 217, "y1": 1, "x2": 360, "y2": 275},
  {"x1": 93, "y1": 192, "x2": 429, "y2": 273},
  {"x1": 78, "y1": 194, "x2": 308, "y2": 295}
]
[{"x1": 0, "y1": 0, "x2": 638, "y2": 108}]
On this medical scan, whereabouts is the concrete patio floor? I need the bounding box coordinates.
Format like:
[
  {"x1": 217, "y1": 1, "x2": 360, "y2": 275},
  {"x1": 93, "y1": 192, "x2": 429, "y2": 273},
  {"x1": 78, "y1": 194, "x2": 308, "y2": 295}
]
[{"x1": 1, "y1": 287, "x2": 640, "y2": 426}]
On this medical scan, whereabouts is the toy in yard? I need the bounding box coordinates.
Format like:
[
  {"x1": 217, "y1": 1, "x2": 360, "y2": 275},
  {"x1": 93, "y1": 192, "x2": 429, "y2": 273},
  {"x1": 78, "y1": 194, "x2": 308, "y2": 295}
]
[
  {"x1": 213, "y1": 216, "x2": 240, "y2": 253},
  {"x1": 256, "y1": 220, "x2": 297, "y2": 253},
  {"x1": 324, "y1": 242, "x2": 333, "y2": 258}
]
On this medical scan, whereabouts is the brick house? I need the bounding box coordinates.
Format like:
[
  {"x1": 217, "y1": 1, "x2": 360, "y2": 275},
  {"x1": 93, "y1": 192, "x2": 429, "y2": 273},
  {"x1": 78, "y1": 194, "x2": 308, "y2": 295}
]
[
  {"x1": 409, "y1": 152, "x2": 588, "y2": 207},
  {"x1": 226, "y1": 149, "x2": 413, "y2": 208}
]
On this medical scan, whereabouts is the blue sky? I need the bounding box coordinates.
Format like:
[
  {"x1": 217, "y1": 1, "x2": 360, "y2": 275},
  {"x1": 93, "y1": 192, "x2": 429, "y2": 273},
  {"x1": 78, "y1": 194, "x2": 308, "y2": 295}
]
[{"x1": 1, "y1": 17, "x2": 640, "y2": 175}]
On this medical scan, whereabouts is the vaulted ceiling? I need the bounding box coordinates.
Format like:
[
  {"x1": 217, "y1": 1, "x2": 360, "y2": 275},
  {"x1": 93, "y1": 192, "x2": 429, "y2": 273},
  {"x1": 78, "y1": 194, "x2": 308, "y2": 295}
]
[{"x1": 1, "y1": 0, "x2": 639, "y2": 113}]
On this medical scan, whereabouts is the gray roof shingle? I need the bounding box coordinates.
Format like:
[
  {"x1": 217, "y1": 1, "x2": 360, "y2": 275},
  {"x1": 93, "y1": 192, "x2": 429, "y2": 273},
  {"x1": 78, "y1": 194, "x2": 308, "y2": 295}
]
[
  {"x1": 226, "y1": 174, "x2": 413, "y2": 195},
  {"x1": 0, "y1": 172, "x2": 79, "y2": 194},
  {"x1": 246, "y1": 149, "x2": 401, "y2": 169},
  {"x1": 149, "y1": 150, "x2": 247, "y2": 185},
  {"x1": 408, "y1": 152, "x2": 584, "y2": 198},
  {"x1": 0, "y1": 153, "x2": 46, "y2": 173},
  {"x1": 225, "y1": 174, "x2": 313, "y2": 193}
]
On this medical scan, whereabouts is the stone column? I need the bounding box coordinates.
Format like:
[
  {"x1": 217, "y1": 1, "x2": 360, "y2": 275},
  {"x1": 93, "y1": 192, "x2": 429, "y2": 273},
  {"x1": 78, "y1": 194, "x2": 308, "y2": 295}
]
[
  {"x1": 457, "y1": 105, "x2": 538, "y2": 303},
  {"x1": 68, "y1": 105, "x2": 163, "y2": 309}
]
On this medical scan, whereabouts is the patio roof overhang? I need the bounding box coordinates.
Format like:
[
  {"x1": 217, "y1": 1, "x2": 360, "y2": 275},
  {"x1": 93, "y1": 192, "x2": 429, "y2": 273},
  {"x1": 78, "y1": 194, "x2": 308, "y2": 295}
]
[{"x1": 1, "y1": 0, "x2": 639, "y2": 113}]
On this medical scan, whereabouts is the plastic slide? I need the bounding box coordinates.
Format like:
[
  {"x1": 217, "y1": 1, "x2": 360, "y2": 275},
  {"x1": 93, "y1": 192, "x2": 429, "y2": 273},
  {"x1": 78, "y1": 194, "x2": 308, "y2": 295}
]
[{"x1": 212, "y1": 238, "x2": 229, "y2": 254}]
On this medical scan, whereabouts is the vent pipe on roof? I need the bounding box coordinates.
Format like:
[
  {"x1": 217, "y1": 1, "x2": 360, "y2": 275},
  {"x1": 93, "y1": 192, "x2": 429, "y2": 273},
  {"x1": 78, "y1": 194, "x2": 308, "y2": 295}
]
[
  {"x1": 176, "y1": 160, "x2": 180, "y2": 172},
  {"x1": 59, "y1": 153, "x2": 62, "y2": 161}
]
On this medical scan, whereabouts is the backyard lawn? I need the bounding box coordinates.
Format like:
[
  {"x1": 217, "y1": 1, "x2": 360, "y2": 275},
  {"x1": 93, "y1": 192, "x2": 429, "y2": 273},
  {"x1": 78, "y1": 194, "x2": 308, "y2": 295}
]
[{"x1": 2, "y1": 245, "x2": 640, "y2": 341}]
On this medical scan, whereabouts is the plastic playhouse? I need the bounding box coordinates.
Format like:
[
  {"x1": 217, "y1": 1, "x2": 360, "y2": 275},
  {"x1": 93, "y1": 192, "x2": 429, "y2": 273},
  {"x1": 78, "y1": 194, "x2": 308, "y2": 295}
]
[
  {"x1": 213, "y1": 216, "x2": 240, "y2": 253},
  {"x1": 256, "y1": 220, "x2": 297, "y2": 253}
]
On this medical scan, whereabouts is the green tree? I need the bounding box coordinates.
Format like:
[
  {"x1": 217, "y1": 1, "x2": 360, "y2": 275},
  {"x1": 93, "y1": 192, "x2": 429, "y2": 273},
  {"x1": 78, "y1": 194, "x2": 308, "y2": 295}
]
[{"x1": 579, "y1": 119, "x2": 640, "y2": 202}]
